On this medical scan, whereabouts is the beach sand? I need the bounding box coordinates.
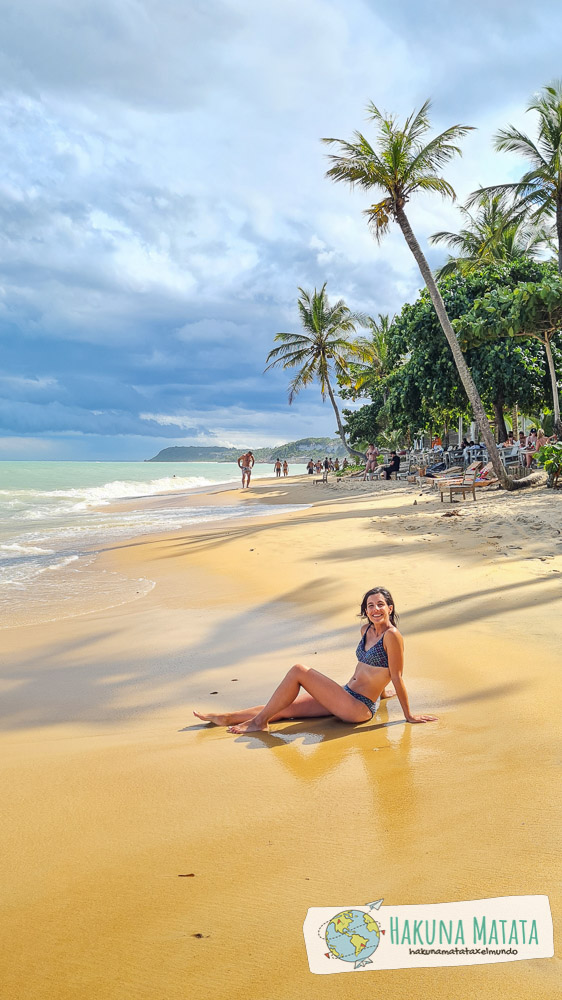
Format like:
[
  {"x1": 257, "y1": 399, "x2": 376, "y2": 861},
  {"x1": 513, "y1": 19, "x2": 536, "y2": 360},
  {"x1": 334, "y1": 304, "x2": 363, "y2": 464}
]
[{"x1": 1, "y1": 475, "x2": 561, "y2": 999}]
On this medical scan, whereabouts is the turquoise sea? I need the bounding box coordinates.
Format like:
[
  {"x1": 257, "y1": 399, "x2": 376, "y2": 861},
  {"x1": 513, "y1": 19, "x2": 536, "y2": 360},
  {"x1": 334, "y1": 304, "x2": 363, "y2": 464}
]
[{"x1": 0, "y1": 461, "x2": 308, "y2": 628}]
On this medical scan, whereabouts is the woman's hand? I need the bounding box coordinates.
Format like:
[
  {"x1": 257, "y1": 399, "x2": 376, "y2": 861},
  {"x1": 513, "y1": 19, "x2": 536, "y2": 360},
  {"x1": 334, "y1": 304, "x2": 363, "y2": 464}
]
[{"x1": 405, "y1": 713, "x2": 438, "y2": 724}]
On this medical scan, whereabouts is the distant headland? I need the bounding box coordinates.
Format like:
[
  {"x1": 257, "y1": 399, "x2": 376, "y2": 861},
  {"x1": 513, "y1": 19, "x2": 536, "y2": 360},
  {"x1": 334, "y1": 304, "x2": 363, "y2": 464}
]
[{"x1": 146, "y1": 437, "x2": 348, "y2": 463}]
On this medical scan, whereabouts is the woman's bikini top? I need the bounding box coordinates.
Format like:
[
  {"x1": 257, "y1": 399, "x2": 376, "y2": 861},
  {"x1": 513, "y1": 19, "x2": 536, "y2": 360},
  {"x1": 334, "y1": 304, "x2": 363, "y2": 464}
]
[{"x1": 355, "y1": 627, "x2": 390, "y2": 669}]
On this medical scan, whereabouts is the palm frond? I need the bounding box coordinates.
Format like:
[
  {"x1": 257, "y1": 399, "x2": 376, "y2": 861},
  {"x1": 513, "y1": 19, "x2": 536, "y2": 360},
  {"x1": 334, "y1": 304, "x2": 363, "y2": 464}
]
[
  {"x1": 494, "y1": 127, "x2": 547, "y2": 169},
  {"x1": 287, "y1": 359, "x2": 317, "y2": 404},
  {"x1": 405, "y1": 123, "x2": 474, "y2": 183},
  {"x1": 401, "y1": 99, "x2": 432, "y2": 144},
  {"x1": 412, "y1": 175, "x2": 457, "y2": 200},
  {"x1": 464, "y1": 183, "x2": 519, "y2": 209},
  {"x1": 363, "y1": 200, "x2": 393, "y2": 242}
]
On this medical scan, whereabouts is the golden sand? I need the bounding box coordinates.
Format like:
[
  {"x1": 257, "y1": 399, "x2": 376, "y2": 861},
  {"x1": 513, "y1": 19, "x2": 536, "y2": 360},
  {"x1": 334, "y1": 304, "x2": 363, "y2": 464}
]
[{"x1": 1, "y1": 475, "x2": 561, "y2": 999}]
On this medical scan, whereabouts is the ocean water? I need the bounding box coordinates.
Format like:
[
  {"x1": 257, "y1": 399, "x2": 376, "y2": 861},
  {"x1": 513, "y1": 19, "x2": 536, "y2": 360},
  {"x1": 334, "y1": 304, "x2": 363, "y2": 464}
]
[{"x1": 0, "y1": 461, "x2": 308, "y2": 628}]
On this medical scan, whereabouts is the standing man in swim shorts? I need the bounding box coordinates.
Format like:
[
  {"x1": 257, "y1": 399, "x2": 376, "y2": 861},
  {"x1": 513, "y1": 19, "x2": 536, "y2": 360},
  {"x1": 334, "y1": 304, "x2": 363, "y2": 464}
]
[{"x1": 238, "y1": 450, "x2": 254, "y2": 489}]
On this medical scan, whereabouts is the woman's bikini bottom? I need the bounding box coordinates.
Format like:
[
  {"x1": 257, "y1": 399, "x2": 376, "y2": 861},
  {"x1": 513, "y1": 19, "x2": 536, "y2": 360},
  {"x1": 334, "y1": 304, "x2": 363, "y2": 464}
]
[{"x1": 343, "y1": 684, "x2": 379, "y2": 719}]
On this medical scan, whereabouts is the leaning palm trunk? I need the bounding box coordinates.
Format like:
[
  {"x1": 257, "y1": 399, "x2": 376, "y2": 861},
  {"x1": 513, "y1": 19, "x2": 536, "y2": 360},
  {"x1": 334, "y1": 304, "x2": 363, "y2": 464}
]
[
  {"x1": 325, "y1": 374, "x2": 364, "y2": 459},
  {"x1": 544, "y1": 337, "x2": 562, "y2": 435},
  {"x1": 395, "y1": 207, "x2": 511, "y2": 488}
]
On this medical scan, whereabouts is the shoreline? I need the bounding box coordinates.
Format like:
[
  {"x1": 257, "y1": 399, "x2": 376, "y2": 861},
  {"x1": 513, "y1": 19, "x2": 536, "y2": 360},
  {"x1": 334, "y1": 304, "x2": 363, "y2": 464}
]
[{"x1": 1, "y1": 477, "x2": 560, "y2": 998}]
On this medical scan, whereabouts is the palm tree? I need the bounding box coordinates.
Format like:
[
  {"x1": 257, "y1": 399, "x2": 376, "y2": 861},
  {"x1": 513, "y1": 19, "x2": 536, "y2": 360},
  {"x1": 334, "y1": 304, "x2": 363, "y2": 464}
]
[
  {"x1": 467, "y1": 81, "x2": 562, "y2": 433},
  {"x1": 322, "y1": 99, "x2": 511, "y2": 487},
  {"x1": 430, "y1": 190, "x2": 554, "y2": 278},
  {"x1": 348, "y1": 313, "x2": 394, "y2": 394},
  {"x1": 265, "y1": 284, "x2": 365, "y2": 458},
  {"x1": 469, "y1": 81, "x2": 562, "y2": 272}
]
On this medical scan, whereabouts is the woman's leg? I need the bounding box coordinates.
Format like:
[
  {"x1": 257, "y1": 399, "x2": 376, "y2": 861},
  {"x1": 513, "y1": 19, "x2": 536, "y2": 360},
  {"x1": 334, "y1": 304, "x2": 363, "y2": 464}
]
[
  {"x1": 194, "y1": 691, "x2": 333, "y2": 727},
  {"x1": 227, "y1": 664, "x2": 372, "y2": 733},
  {"x1": 194, "y1": 706, "x2": 265, "y2": 726}
]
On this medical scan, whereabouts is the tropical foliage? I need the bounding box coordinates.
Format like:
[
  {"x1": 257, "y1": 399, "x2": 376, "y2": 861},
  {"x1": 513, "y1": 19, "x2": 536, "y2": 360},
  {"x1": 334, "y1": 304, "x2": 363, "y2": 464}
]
[
  {"x1": 430, "y1": 190, "x2": 554, "y2": 278},
  {"x1": 454, "y1": 272, "x2": 562, "y2": 432},
  {"x1": 264, "y1": 284, "x2": 365, "y2": 457},
  {"x1": 322, "y1": 100, "x2": 511, "y2": 487},
  {"x1": 536, "y1": 441, "x2": 562, "y2": 487},
  {"x1": 470, "y1": 81, "x2": 562, "y2": 272},
  {"x1": 342, "y1": 265, "x2": 558, "y2": 446},
  {"x1": 264, "y1": 83, "x2": 562, "y2": 489}
]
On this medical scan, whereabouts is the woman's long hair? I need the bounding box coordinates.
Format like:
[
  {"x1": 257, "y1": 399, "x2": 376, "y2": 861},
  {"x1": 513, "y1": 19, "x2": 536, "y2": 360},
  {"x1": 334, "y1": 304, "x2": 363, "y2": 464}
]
[{"x1": 359, "y1": 587, "x2": 398, "y2": 626}]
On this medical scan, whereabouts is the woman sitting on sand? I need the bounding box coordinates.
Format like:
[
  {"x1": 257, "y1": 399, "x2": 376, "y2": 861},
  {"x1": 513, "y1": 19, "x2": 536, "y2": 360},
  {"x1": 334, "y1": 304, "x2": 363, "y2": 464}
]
[{"x1": 194, "y1": 587, "x2": 437, "y2": 733}]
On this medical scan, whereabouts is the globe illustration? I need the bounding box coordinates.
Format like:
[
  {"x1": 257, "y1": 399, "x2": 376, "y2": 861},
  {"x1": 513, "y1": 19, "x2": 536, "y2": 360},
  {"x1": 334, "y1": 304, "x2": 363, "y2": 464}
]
[{"x1": 325, "y1": 909, "x2": 381, "y2": 967}]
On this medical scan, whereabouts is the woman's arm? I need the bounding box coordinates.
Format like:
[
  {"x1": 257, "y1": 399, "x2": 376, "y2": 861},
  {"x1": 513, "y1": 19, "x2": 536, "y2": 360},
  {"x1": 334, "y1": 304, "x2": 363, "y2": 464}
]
[{"x1": 385, "y1": 631, "x2": 437, "y2": 724}]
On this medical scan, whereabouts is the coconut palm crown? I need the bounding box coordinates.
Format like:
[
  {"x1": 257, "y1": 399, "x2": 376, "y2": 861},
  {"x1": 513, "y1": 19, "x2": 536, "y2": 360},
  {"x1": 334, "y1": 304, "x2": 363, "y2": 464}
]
[
  {"x1": 467, "y1": 81, "x2": 562, "y2": 272},
  {"x1": 348, "y1": 313, "x2": 394, "y2": 394},
  {"x1": 265, "y1": 284, "x2": 365, "y2": 457},
  {"x1": 430, "y1": 190, "x2": 555, "y2": 278},
  {"x1": 322, "y1": 99, "x2": 514, "y2": 488},
  {"x1": 323, "y1": 99, "x2": 473, "y2": 240}
]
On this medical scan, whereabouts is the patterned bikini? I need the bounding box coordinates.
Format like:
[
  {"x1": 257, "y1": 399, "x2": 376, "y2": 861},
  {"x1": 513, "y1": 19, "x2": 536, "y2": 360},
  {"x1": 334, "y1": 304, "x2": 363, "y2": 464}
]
[{"x1": 343, "y1": 628, "x2": 390, "y2": 718}]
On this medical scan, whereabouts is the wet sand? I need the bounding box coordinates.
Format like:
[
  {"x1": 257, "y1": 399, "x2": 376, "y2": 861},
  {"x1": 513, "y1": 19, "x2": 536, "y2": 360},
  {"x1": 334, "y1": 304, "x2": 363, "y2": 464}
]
[{"x1": 1, "y1": 476, "x2": 561, "y2": 999}]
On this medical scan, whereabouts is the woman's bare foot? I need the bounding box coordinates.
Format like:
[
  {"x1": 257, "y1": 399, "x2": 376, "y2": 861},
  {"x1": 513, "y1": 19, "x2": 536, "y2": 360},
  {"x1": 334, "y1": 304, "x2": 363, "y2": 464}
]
[
  {"x1": 193, "y1": 710, "x2": 231, "y2": 726},
  {"x1": 227, "y1": 717, "x2": 269, "y2": 734}
]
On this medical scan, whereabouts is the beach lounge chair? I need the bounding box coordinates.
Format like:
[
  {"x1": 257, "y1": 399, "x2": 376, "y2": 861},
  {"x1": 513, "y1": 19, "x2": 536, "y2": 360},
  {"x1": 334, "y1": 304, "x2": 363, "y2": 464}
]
[
  {"x1": 474, "y1": 476, "x2": 500, "y2": 491},
  {"x1": 424, "y1": 464, "x2": 463, "y2": 488}
]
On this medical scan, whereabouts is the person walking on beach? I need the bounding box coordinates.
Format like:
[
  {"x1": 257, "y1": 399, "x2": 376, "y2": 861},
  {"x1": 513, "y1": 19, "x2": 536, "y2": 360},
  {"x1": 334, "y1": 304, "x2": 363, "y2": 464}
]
[
  {"x1": 283, "y1": 461, "x2": 289, "y2": 477},
  {"x1": 274, "y1": 458, "x2": 282, "y2": 478},
  {"x1": 238, "y1": 450, "x2": 254, "y2": 488},
  {"x1": 194, "y1": 587, "x2": 437, "y2": 733},
  {"x1": 307, "y1": 460, "x2": 314, "y2": 475}
]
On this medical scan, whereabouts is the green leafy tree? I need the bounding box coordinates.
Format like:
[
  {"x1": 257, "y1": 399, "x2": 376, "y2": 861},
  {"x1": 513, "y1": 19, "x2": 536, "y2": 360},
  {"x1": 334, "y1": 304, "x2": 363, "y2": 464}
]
[
  {"x1": 470, "y1": 81, "x2": 562, "y2": 272},
  {"x1": 346, "y1": 262, "x2": 557, "y2": 442},
  {"x1": 430, "y1": 190, "x2": 554, "y2": 278},
  {"x1": 454, "y1": 272, "x2": 562, "y2": 433},
  {"x1": 322, "y1": 100, "x2": 512, "y2": 487},
  {"x1": 265, "y1": 284, "x2": 365, "y2": 458}
]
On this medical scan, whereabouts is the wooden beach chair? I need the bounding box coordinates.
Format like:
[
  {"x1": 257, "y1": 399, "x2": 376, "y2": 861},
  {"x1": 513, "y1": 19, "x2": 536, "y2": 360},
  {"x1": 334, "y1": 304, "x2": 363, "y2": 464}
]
[
  {"x1": 440, "y1": 466, "x2": 479, "y2": 502},
  {"x1": 313, "y1": 469, "x2": 329, "y2": 485},
  {"x1": 445, "y1": 463, "x2": 499, "y2": 501},
  {"x1": 429, "y1": 461, "x2": 479, "y2": 490},
  {"x1": 424, "y1": 464, "x2": 463, "y2": 488}
]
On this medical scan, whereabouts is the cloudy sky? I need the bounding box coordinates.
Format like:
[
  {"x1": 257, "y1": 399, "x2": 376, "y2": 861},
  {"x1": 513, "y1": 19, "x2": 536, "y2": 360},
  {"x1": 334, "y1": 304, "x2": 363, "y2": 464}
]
[{"x1": 1, "y1": 0, "x2": 561, "y2": 460}]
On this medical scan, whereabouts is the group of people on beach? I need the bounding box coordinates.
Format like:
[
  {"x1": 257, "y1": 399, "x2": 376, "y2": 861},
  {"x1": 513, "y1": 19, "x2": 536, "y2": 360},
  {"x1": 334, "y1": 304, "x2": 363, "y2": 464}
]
[
  {"x1": 306, "y1": 457, "x2": 343, "y2": 474},
  {"x1": 459, "y1": 427, "x2": 555, "y2": 467},
  {"x1": 273, "y1": 459, "x2": 289, "y2": 477},
  {"x1": 195, "y1": 586, "x2": 437, "y2": 734}
]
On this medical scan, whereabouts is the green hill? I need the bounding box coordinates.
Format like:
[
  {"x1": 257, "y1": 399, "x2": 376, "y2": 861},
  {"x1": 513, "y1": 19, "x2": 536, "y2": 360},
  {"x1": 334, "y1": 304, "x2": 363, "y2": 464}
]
[{"x1": 147, "y1": 438, "x2": 348, "y2": 462}]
